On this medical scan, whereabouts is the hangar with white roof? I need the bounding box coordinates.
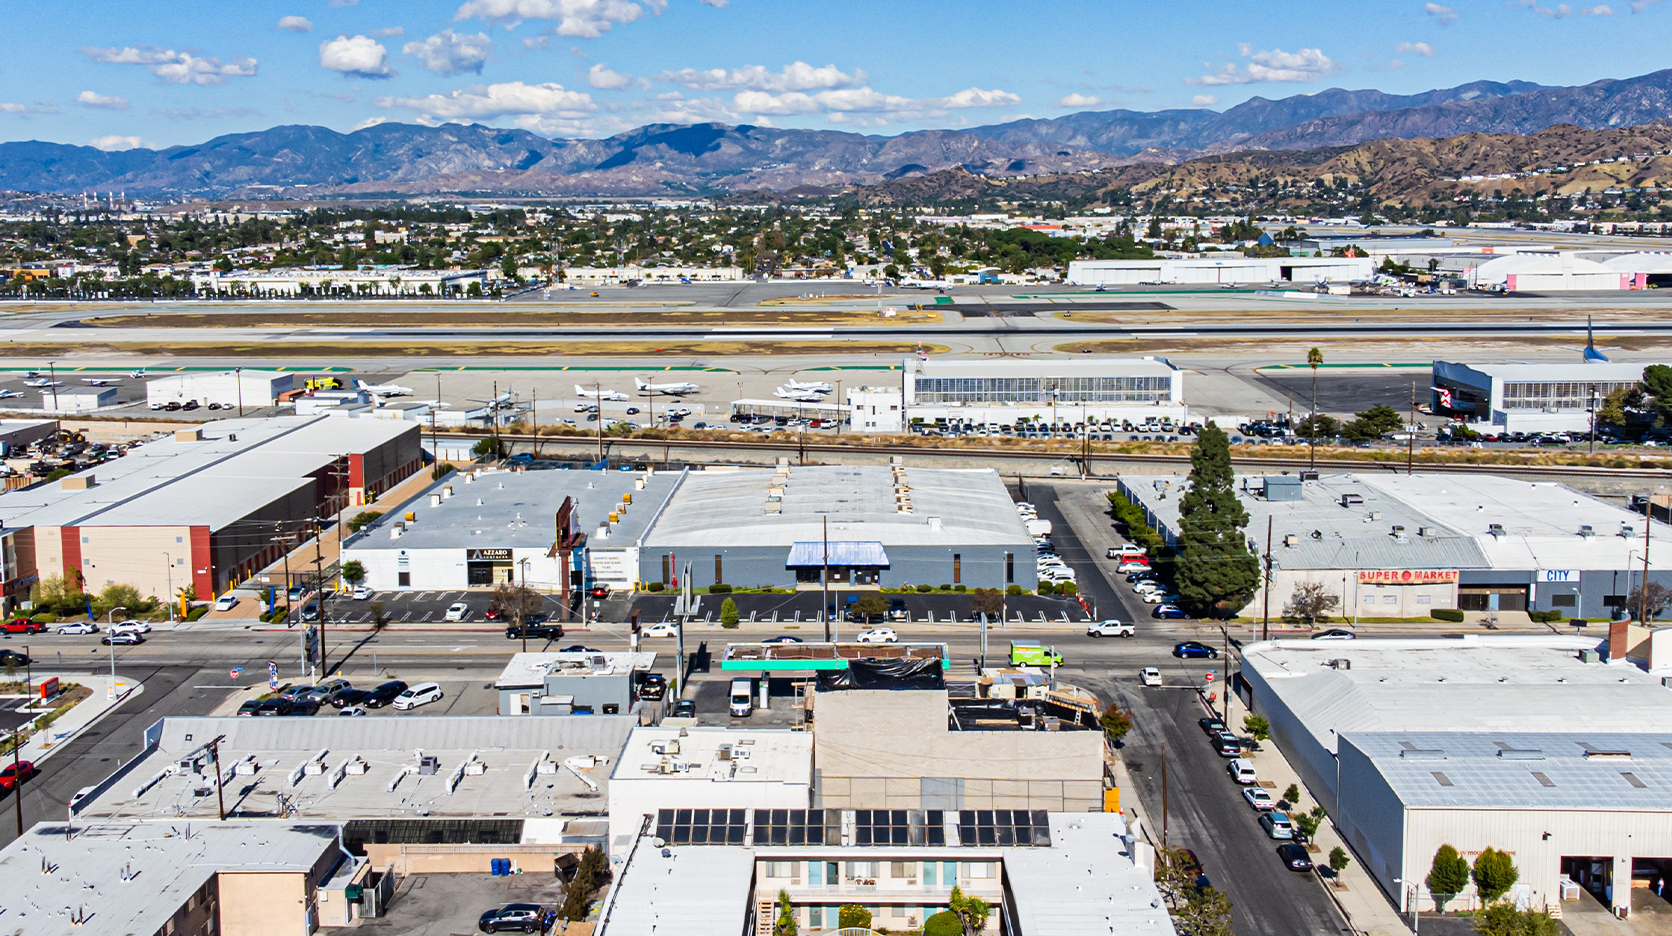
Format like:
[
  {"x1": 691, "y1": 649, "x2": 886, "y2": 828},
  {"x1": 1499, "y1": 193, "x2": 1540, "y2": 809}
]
[{"x1": 1119, "y1": 471, "x2": 1672, "y2": 619}]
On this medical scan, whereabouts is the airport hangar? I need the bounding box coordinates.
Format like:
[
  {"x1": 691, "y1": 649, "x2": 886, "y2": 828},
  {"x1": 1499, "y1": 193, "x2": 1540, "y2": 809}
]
[
  {"x1": 1241, "y1": 635, "x2": 1672, "y2": 917},
  {"x1": 1118, "y1": 470, "x2": 1672, "y2": 620},
  {"x1": 1432, "y1": 360, "x2": 1659, "y2": 435},
  {"x1": 842, "y1": 357, "x2": 1187, "y2": 434},
  {"x1": 0, "y1": 416, "x2": 421, "y2": 602},
  {"x1": 346, "y1": 463, "x2": 1036, "y2": 594},
  {"x1": 1065, "y1": 255, "x2": 1373, "y2": 285}
]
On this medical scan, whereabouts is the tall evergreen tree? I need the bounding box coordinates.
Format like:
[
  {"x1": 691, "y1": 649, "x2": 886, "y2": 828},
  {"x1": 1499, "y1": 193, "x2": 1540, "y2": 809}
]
[{"x1": 1175, "y1": 422, "x2": 1259, "y2": 616}]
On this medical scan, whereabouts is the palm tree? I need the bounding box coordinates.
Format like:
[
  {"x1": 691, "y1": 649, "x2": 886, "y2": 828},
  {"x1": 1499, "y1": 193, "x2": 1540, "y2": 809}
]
[{"x1": 1307, "y1": 347, "x2": 1324, "y2": 468}]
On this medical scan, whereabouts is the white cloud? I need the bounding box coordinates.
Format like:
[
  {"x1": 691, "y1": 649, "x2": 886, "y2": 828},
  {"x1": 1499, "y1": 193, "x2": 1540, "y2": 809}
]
[
  {"x1": 375, "y1": 80, "x2": 597, "y2": 122},
  {"x1": 89, "y1": 135, "x2": 152, "y2": 151},
  {"x1": 1185, "y1": 45, "x2": 1341, "y2": 85},
  {"x1": 655, "y1": 61, "x2": 864, "y2": 92},
  {"x1": 329, "y1": 0, "x2": 358, "y2": 7},
  {"x1": 79, "y1": 45, "x2": 258, "y2": 85},
  {"x1": 734, "y1": 85, "x2": 1020, "y2": 119},
  {"x1": 1631, "y1": 0, "x2": 1663, "y2": 11},
  {"x1": 1394, "y1": 40, "x2": 1436, "y2": 55},
  {"x1": 77, "y1": 90, "x2": 129, "y2": 110},
  {"x1": 0, "y1": 101, "x2": 56, "y2": 115},
  {"x1": 1425, "y1": 2, "x2": 1458, "y2": 22},
  {"x1": 277, "y1": 15, "x2": 313, "y2": 32},
  {"x1": 1511, "y1": 0, "x2": 1616, "y2": 14},
  {"x1": 1056, "y1": 92, "x2": 1101, "y2": 108},
  {"x1": 1191, "y1": 94, "x2": 1218, "y2": 106},
  {"x1": 403, "y1": 29, "x2": 492, "y2": 75},
  {"x1": 454, "y1": 0, "x2": 670, "y2": 39},
  {"x1": 588, "y1": 62, "x2": 637, "y2": 89},
  {"x1": 320, "y1": 35, "x2": 393, "y2": 78}
]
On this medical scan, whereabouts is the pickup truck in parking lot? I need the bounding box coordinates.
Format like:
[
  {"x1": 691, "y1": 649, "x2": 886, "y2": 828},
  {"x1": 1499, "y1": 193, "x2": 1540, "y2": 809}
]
[{"x1": 1086, "y1": 620, "x2": 1134, "y2": 638}]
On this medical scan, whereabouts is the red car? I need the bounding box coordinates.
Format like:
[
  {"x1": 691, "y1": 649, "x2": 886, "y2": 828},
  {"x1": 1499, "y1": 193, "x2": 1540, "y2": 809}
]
[
  {"x1": 483, "y1": 607, "x2": 503, "y2": 621},
  {"x1": 1, "y1": 618, "x2": 43, "y2": 635},
  {"x1": 589, "y1": 586, "x2": 610, "y2": 600},
  {"x1": 0, "y1": 759, "x2": 38, "y2": 792}
]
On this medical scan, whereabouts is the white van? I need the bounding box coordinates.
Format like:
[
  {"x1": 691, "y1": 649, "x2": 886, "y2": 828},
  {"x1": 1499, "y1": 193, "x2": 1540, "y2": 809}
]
[
  {"x1": 729, "y1": 678, "x2": 753, "y2": 717},
  {"x1": 392, "y1": 682, "x2": 443, "y2": 710}
]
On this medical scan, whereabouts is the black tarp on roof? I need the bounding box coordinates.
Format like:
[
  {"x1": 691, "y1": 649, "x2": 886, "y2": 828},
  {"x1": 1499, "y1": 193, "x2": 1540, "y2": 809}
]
[{"x1": 815, "y1": 658, "x2": 945, "y2": 691}]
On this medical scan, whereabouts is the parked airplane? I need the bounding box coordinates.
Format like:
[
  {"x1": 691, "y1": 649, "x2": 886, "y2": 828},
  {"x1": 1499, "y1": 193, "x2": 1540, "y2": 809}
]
[
  {"x1": 471, "y1": 388, "x2": 518, "y2": 409},
  {"x1": 784, "y1": 378, "x2": 833, "y2": 394},
  {"x1": 774, "y1": 387, "x2": 824, "y2": 402},
  {"x1": 81, "y1": 377, "x2": 121, "y2": 386},
  {"x1": 129, "y1": 369, "x2": 146, "y2": 379},
  {"x1": 355, "y1": 379, "x2": 413, "y2": 397},
  {"x1": 576, "y1": 385, "x2": 628, "y2": 402},
  {"x1": 23, "y1": 379, "x2": 61, "y2": 388},
  {"x1": 0, "y1": 390, "x2": 21, "y2": 399},
  {"x1": 635, "y1": 377, "x2": 699, "y2": 396},
  {"x1": 1560, "y1": 315, "x2": 1617, "y2": 363}
]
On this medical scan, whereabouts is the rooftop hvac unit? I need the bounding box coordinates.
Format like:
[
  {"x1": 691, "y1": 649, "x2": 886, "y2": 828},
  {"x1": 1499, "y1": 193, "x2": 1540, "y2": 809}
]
[
  {"x1": 1622, "y1": 524, "x2": 1637, "y2": 538},
  {"x1": 1579, "y1": 525, "x2": 1595, "y2": 538},
  {"x1": 1391, "y1": 525, "x2": 1407, "y2": 540},
  {"x1": 1367, "y1": 511, "x2": 1382, "y2": 522},
  {"x1": 1283, "y1": 535, "x2": 1299, "y2": 547},
  {"x1": 1327, "y1": 658, "x2": 1351, "y2": 670},
  {"x1": 1488, "y1": 523, "x2": 1505, "y2": 537},
  {"x1": 418, "y1": 755, "x2": 441, "y2": 775},
  {"x1": 1340, "y1": 493, "x2": 1363, "y2": 507}
]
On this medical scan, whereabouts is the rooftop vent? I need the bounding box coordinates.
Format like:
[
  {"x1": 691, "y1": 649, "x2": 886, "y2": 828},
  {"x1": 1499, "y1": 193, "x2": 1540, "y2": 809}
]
[
  {"x1": 1488, "y1": 523, "x2": 1505, "y2": 538},
  {"x1": 1497, "y1": 749, "x2": 1544, "y2": 760},
  {"x1": 1583, "y1": 750, "x2": 1633, "y2": 761},
  {"x1": 1340, "y1": 493, "x2": 1364, "y2": 507},
  {"x1": 1283, "y1": 534, "x2": 1299, "y2": 547},
  {"x1": 1391, "y1": 525, "x2": 1407, "y2": 541},
  {"x1": 1622, "y1": 524, "x2": 1636, "y2": 538},
  {"x1": 1400, "y1": 749, "x2": 1447, "y2": 759},
  {"x1": 1579, "y1": 525, "x2": 1595, "y2": 538}
]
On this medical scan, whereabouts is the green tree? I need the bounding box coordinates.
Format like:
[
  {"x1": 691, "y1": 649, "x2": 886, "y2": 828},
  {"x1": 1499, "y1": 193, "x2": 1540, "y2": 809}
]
[
  {"x1": 1283, "y1": 582, "x2": 1341, "y2": 626},
  {"x1": 1295, "y1": 413, "x2": 1338, "y2": 441},
  {"x1": 1329, "y1": 846, "x2": 1351, "y2": 875},
  {"x1": 1644, "y1": 364, "x2": 1672, "y2": 423},
  {"x1": 471, "y1": 436, "x2": 505, "y2": 459},
  {"x1": 720, "y1": 597, "x2": 740, "y2": 628},
  {"x1": 1242, "y1": 714, "x2": 1270, "y2": 742},
  {"x1": 1597, "y1": 387, "x2": 1630, "y2": 428},
  {"x1": 94, "y1": 583, "x2": 154, "y2": 617},
  {"x1": 348, "y1": 510, "x2": 384, "y2": 533},
  {"x1": 340, "y1": 560, "x2": 366, "y2": 586},
  {"x1": 774, "y1": 889, "x2": 797, "y2": 936},
  {"x1": 1283, "y1": 783, "x2": 1301, "y2": 806},
  {"x1": 1173, "y1": 885, "x2": 1235, "y2": 936},
  {"x1": 837, "y1": 905, "x2": 872, "y2": 929},
  {"x1": 1472, "y1": 847, "x2": 1519, "y2": 903},
  {"x1": 1473, "y1": 903, "x2": 1558, "y2": 936},
  {"x1": 1427, "y1": 844, "x2": 1471, "y2": 911},
  {"x1": 948, "y1": 885, "x2": 991, "y2": 936},
  {"x1": 558, "y1": 845, "x2": 612, "y2": 921},
  {"x1": 1174, "y1": 423, "x2": 1259, "y2": 616},
  {"x1": 924, "y1": 910, "x2": 963, "y2": 936},
  {"x1": 852, "y1": 591, "x2": 888, "y2": 620},
  {"x1": 1099, "y1": 703, "x2": 1134, "y2": 743},
  {"x1": 969, "y1": 587, "x2": 1005, "y2": 620},
  {"x1": 1341, "y1": 404, "x2": 1405, "y2": 442}
]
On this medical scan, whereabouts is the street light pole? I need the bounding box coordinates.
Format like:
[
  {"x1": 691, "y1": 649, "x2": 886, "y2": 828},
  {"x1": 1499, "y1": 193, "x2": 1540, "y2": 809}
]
[{"x1": 164, "y1": 552, "x2": 174, "y2": 624}]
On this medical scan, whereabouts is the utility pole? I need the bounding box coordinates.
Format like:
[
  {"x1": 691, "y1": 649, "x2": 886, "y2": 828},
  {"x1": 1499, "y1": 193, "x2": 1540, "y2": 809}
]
[
  {"x1": 47, "y1": 361, "x2": 57, "y2": 412},
  {"x1": 432, "y1": 373, "x2": 441, "y2": 460},
  {"x1": 1407, "y1": 379, "x2": 1417, "y2": 476},
  {"x1": 1161, "y1": 739, "x2": 1169, "y2": 851},
  {"x1": 235, "y1": 366, "x2": 244, "y2": 418},
  {"x1": 208, "y1": 735, "x2": 226, "y2": 821},
  {"x1": 1307, "y1": 347, "x2": 1322, "y2": 469},
  {"x1": 822, "y1": 515, "x2": 831, "y2": 643},
  {"x1": 1589, "y1": 384, "x2": 1598, "y2": 455},
  {"x1": 1221, "y1": 625, "x2": 1230, "y2": 723},
  {"x1": 12, "y1": 727, "x2": 22, "y2": 836},
  {"x1": 1262, "y1": 515, "x2": 1274, "y2": 641},
  {"x1": 312, "y1": 519, "x2": 327, "y2": 679},
  {"x1": 595, "y1": 381, "x2": 605, "y2": 468},
  {"x1": 835, "y1": 380, "x2": 842, "y2": 436},
  {"x1": 1643, "y1": 503, "x2": 1653, "y2": 624}
]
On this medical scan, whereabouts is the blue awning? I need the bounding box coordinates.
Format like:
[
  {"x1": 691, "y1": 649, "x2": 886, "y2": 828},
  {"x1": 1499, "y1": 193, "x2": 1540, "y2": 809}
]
[{"x1": 786, "y1": 541, "x2": 890, "y2": 568}]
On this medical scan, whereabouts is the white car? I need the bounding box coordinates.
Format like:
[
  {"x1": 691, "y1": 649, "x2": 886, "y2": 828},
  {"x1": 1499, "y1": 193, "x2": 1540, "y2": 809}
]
[
  {"x1": 1133, "y1": 580, "x2": 1164, "y2": 594},
  {"x1": 351, "y1": 585, "x2": 373, "y2": 600},
  {"x1": 1040, "y1": 568, "x2": 1077, "y2": 582},
  {"x1": 642, "y1": 622, "x2": 679, "y2": 638},
  {"x1": 1140, "y1": 666, "x2": 1163, "y2": 687},
  {"x1": 392, "y1": 682, "x2": 443, "y2": 710},
  {"x1": 443, "y1": 602, "x2": 470, "y2": 622},
  {"x1": 1117, "y1": 561, "x2": 1152, "y2": 574},
  {"x1": 1141, "y1": 591, "x2": 1180, "y2": 605},
  {"x1": 108, "y1": 620, "x2": 152, "y2": 634},
  {"x1": 1243, "y1": 787, "x2": 1275, "y2": 811},
  {"x1": 1086, "y1": 620, "x2": 1135, "y2": 638},
  {"x1": 55, "y1": 621, "x2": 97, "y2": 635},
  {"x1": 213, "y1": 594, "x2": 239, "y2": 612},
  {"x1": 856, "y1": 628, "x2": 898, "y2": 644}
]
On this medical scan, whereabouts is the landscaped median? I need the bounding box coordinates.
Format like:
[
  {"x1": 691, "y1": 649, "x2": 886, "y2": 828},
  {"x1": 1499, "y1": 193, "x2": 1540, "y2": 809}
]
[{"x1": 0, "y1": 674, "x2": 141, "y2": 764}]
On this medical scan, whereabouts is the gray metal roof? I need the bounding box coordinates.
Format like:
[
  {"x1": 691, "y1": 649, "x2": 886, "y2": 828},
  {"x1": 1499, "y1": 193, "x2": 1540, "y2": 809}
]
[
  {"x1": 912, "y1": 356, "x2": 1179, "y2": 379},
  {"x1": 643, "y1": 465, "x2": 1030, "y2": 549},
  {"x1": 1345, "y1": 731, "x2": 1672, "y2": 811},
  {"x1": 349, "y1": 466, "x2": 682, "y2": 551}
]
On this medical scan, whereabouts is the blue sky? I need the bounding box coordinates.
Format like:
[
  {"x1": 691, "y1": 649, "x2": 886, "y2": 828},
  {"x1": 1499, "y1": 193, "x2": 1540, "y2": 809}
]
[{"x1": 5, "y1": 0, "x2": 1671, "y2": 151}]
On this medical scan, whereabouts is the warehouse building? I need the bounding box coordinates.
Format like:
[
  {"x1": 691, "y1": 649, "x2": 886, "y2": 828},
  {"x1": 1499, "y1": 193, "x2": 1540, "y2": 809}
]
[
  {"x1": 1432, "y1": 360, "x2": 1654, "y2": 434},
  {"x1": 597, "y1": 811, "x2": 1173, "y2": 936},
  {"x1": 147, "y1": 369, "x2": 296, "y2": 410},
  {"x1": 1066, "y1": 255, "x2": 1372, "y2": 285},
  {"x1": 495, "y1": 650, "x2": 657, "y2": 717},
  {"x1": 344, "y1": 465, "x2": 682, "y2": 593},
  {"x1": 639, "y1": 463, "x2": 1034, "y2": 591},
  {"x1": 845, "y1": 356, "x2": 1187, "y2": 433},
  {"x1": 1469, "y1": 252, "x2": 1627, "y2": 291},
  {"x1": 0, "y1": 416, "x2": 421, "y2": 600},
  {"x1": 1240, "y1": 635, "x2": 1672, "y2": 916},
  {"x1": 1119, "y1": 471, "x2": 1672, "y2": 620}
]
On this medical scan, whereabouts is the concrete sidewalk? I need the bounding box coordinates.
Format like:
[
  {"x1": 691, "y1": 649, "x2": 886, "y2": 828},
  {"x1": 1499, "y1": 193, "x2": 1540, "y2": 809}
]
[{"x1": 10, "y1": 674, "x2": 142, "y2": 766}]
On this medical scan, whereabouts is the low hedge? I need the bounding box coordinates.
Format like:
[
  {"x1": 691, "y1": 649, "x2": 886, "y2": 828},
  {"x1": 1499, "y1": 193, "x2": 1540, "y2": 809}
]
[
  {"x1": 1528, "y1": 609, "x2": 1564, "y2": 624},
  {"x1": 1431, "y1": 609, "x2": 1466, "y2": 622},
  {"x1": 709, "y1": 583, "x2": 733, "y2": 594}
]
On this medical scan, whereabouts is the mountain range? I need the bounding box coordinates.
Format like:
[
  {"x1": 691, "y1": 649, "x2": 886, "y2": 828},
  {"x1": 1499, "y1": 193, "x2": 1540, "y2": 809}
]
[{"x1": 5, "y1": 68, "x2": 1672, "y2": 198}]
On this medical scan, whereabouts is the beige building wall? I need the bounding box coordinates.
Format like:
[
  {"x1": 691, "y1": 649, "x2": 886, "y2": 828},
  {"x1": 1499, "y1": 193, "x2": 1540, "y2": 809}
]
[
  {"x1": 33, "y1": 525, "x2": 65, "y2": 583},
  {"x1": 217, "y1": 871, "x2": 312, "y2": 936},
  {"x1": 360, "y1": 843, "x2": 585, "y2": 875},
  {"x1": 78, "y1": 525, "x2": 195, "y2": 600}
]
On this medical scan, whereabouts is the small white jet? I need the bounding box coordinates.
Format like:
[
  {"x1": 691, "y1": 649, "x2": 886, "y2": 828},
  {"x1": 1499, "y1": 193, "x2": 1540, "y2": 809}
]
[
  {"x1": 577, "y1": 385, "x2": 628, "y2": 402},
  {"x1": 635, "y1": 377, "x2": 699, "y2": 396},
  {"x1": 784, "y1": 378, "x2": 833, "y2": 394},
  {"x1": 355, "y1": 379, "x2": 413, "y2": 397},
  {"x1": 472, "y1": 388, "x2": 518, "y2": 408},
  {"x1": 0, "y1": 389, "x2": 22, "y2": 399},
  {"x1": 774, "y1": 386, "x2": 824, "y2": 402},
  {"x1": 81, "y1": 377, "x2": 121, "y2": 386},
  {"x1": 129, "y1": 369, "x2": 147, "y2": 379},
  {"x1": 23, "y1": 378, "x2": 61, "y2": 388}
]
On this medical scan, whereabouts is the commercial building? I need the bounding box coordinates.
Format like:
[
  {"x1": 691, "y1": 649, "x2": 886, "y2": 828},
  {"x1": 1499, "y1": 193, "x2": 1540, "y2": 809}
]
[
  {"x1": 1066, "y1": 255, "x2": 1372, "y2": 286},
  {"x1": 1432, "y1": 360, "x2": 1654, "y2": 433},
  {"x1": 1469, "y1": 252, "x2": 1627, "y2": 291},
  {"x1": 343, "y1": 465, "x2": 681, "y2": 592},
  {"x1": 845, "y1": 356, "x2": 1187, "y2": 434},
  {"x1": 639, "y1": 464, "x2": 1034, "y2": 591},
  {"x1": 559, "y1": 264, "x2": 745, "y2": 284},
  {"x1": 495, "y1": 650, "x2": 658, "y2": 717},
  {"x1": 1241, "y1": 635, "x2": 1672, "y2": 916},
  {"x1": 147, "y1": 370, "x2": 296, "y2": 409},
  {"x1": 0, "y1": 416, "x2": 422, "y2": 600},
  {"x1": 0, "y1": 417, "x2": 57, "y2": 455},
  {"x1": 41, "y1": 386, "x2": 116, "y2": 414},
  {"x1": 1288, "y1": 233, "x2": 1455, "y2": 257},
  {"x1": 606, "y1": 726, "x2": 814, "y2": 855},
  {"x1": 0, "y1": 821, "x2": 348, "y2": 936},
  {"x1": 596, "y1": 811, "x2": 1173, "y2": 936},
  {"x1": 72, "y1": 714, "x2": 633, "y2": 873},
  {"x1": 1119, "y1": 471, "x2": 1672, "y2": 619},
  {"x1": 194, "y1": 267, "x2": 488, "y2": 296}
]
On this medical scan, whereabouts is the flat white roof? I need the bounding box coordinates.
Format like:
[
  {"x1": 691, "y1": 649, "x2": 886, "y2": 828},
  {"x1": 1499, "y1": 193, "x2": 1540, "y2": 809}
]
[
  {"x1": 1440, "y1": 360, "x2": 1655, "y2": 383},
  {"x1": 596, "y1": 838, "x2": 758, "y2": 936},
  {"x1": 496, "y1": 651, "x2": 657, "y2": 688},
  {"x1": 1243, "y1": 636, "x2": 1672, "y2": 758},
  {"x1": 610, "y1": 727, "x2": 812, "y2": 787}
]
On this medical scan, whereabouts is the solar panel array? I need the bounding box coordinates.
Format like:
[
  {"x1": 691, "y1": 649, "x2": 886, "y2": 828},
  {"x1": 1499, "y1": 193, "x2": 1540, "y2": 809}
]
[
  {"x1": 853, "y1": 809, "x2": 946, "y2": 846},
  {"x1": 957, "y1": 809, "x2": 1052, "y2": 847},
  {"x1": 655, "y1": 808, "x2": 749, "y2": 845},
  {"x1": 753, "y1": 808, "x2": 833, "y2": 845}
]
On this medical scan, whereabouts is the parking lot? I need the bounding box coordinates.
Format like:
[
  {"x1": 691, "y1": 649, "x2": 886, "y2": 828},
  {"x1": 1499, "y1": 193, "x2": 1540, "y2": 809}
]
[
  {"x1": 355, "y1": 871, "x2": 569, "y2": 936},
  {"x1": 625, "y1": 590, "x2": 1092, "y2": 627}
]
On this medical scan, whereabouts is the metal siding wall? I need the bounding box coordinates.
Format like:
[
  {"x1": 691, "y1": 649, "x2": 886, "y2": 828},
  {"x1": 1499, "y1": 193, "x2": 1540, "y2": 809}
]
[
  {"x1": 1336, "y1": 738, "x2": 1408, "y2": 900},
  {"x1": 1242, "y1": 661, "x2": 1342, "y2": 813}
]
